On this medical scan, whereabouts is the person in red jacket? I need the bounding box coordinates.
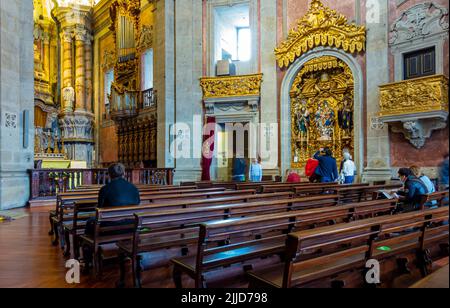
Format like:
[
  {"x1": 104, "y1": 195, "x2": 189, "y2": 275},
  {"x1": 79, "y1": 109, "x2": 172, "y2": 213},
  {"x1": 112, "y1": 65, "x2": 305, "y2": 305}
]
[
  {"x1": 305, "y1": 158, "x2": 320, "y2": 183},
  {"x1": 286, "y1": 169, "x2": 301, "y2": 183}
]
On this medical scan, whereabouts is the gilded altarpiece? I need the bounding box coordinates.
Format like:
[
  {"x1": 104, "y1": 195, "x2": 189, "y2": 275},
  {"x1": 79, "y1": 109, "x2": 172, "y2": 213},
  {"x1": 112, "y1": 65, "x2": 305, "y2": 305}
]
[{"x1": 290, "y1": 56, "x2": 354, "y2": 169}]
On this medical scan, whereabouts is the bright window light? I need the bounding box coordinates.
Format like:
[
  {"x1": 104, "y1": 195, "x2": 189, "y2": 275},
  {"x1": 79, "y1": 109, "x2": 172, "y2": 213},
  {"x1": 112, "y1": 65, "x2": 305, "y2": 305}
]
[{"x1": 237, "y1": 27, "x2": 251, "y2": 61}]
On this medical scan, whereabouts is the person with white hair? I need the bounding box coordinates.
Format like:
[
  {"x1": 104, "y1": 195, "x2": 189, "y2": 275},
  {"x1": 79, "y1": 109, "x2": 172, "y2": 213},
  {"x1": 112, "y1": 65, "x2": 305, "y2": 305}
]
[{"x1": 340, "y1": 152, "x2": 356, "y2": 184}]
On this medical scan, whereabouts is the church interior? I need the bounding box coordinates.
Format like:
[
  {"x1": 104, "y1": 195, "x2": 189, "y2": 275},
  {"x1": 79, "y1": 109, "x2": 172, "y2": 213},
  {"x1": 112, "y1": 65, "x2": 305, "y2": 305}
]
[{"x1": 0, "y1": 0, "x2": 448, "y2": 289}]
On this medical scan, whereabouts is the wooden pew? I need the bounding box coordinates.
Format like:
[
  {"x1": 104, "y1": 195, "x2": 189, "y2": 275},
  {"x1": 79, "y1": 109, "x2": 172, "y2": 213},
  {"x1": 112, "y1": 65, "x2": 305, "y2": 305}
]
[
  {"x1": 247, "y1": 207, "x2": 449, "y2": 288},
  {"x1": 169, "y1": 198, "x2": 400, "y2": 288},
  {"x1": 419, "y1": 191, "x2": 449, "y2": 210},
  {"x1": 264, "y1": 183, "x2": 372, "y2": 195},
  {"x1": 117, "y1": 198, "x2": 397, "y2": 287},
  {"x1": 49, "y1": 187, "x2": 226, "y2": 238},
  {"x1": 336, "y1": 183, "x2": 403, "y2": 203},
  {"x1": 50, "y1": 189, "x2": 256, "y2": 247},
  {"x1": 69, "y1": 192, "x2": 294, "y2": 262},
  {"x1": 48, "y1": 185, "x2": 210, "y2": 235}
]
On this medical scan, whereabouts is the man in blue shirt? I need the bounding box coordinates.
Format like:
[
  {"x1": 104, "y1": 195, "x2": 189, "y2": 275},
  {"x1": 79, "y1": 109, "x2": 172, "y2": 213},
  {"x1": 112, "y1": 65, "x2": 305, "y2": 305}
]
[{"x1": 314, "y1": 148, "x2": 339, "y2": 183}]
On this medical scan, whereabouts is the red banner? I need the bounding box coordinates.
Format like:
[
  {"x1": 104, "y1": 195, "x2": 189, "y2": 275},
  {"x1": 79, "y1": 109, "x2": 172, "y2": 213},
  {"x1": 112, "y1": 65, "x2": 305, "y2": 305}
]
[{"x1": 201, "y1": 117, "x2": 216, "y2": 181}]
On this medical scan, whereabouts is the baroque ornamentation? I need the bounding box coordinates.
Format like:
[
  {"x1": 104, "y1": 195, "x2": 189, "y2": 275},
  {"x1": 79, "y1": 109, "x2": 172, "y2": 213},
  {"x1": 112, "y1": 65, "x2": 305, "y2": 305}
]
[
  {"x1": 379, "y1": 75, "x2": 449, "y2": 117},
  {"x1": 137, "y1": 25, "x2": 153, "y2": 52},
  {"x1": 102, "y1": 50, "x2": 116, "y2": 70},
  {"x1": 200, "y1": 74, "x2": 263, "y2": 99},
  {"x1": 389, "y1": 2, "x2": 449, "y2": 46},
  {"x1": 379, "y1": 75, "x2": 449, "y2": 149},
  {"x1": 290, "y1": 56, "x2": 355, "y2": 169},
  {"x1": 391, "y1": 119, "x2": 448, "y2": 149},
  {"x1": 275, "y1": 0, "x2": 366, "y2": 68}
]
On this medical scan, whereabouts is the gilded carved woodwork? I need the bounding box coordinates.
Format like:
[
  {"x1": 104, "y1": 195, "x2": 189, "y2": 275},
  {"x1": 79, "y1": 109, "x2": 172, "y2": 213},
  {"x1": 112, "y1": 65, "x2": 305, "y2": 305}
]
[
  {"x1": 378, "y1": 75, "x2": 448, "y2": 149},
  {"x1": 379, "y1": 75, "x2": 449, "y2": 117},
  {"x1": 200, "y1": 74, "x2": 263, "y2": 99},
  {"x1": 290, "y1": 56, "x2": 355, "y2": 169},
  {"x1": 275, "y1": 0, "x2": 366, "y2": 68}
]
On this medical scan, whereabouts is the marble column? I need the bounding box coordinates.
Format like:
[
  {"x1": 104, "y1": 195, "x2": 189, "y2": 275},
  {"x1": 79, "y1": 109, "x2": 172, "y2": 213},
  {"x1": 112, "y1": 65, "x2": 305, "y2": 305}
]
[
  {"x1": 74, "y1": 29, "x2": 86, "y2": 111},
  {"x1": 362, "y1": 0, "x2": 393, "y2": 182}
]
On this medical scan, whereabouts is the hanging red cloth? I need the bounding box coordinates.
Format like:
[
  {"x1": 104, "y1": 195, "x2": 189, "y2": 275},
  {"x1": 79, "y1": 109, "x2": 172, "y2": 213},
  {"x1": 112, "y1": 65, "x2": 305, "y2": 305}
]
[{"x1": 201, "y1": 117, "x2": 216, "y2": 181}]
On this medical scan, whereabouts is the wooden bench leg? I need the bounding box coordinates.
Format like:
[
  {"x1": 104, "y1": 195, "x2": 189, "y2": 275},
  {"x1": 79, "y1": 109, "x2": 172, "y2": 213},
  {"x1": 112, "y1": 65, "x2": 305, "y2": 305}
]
[
  {"x1": 417, "y1": 249, "x2": 432, "y2": 277},
  {"x1": 132, "y1": 256, "x2": 143, "y2": 288},
  {"x1": 117, "y1": 252, "x2": 127, "y2": 288},
  {"x1": 81, "y1": 244, "x2": 92, "y2": 275},
  {"x1": 48, "y1": 215, "x2": 55, "y2": 236},
  {"x1": 51, "y1": 223, "x2": 59, "y2": 246},
  {"x1": 74, "y1": 235, "x2": 80, "y2": 261},
  {"x1": 173, "y1": 266, "x2": 183, "y2": 288},
  {"x1": 63, "y1": 231, "x2": 71, "y2": 258}
]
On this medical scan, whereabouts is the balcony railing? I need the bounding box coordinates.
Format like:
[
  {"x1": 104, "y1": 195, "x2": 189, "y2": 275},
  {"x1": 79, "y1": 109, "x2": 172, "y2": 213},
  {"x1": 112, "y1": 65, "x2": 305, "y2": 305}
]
[
  {"x1": 379, "y1": 74, "x2": 448, "y2": 117},
  {"x1": 29, "y1": 168, "x2": 175, "y2": 200},
  {"x1": 109, "y1": 85, "x2": 139, "y2": 121}
]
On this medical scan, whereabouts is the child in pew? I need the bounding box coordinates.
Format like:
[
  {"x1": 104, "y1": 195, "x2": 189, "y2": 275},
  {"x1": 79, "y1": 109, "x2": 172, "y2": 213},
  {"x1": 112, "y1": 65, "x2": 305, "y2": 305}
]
[{"x1": 85, "y1": 163, "x2": 141, "y2": 236}]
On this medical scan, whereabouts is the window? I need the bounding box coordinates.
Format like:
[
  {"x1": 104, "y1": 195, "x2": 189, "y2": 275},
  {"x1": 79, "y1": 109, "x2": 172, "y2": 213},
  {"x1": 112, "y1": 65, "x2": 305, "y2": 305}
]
[
  {"x1": 215, "y1": 4, "x2": 251, "y2": 62},
  {"x1": 404, "y1": 47, "x2": 436, "y2": 80},
  {"x1": 104, "y1": 69, "x2": 114, "y2": 107},
  {"x1": 141, "y1": 49, "x2": 154, "y2": 91},
  {"x1": 237, "y1": 27, "x2": 251, "y2": 61}
]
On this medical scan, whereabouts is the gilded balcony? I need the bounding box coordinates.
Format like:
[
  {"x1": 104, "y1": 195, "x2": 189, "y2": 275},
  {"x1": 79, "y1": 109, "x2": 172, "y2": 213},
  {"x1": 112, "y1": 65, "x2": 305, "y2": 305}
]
[
  {"x1": 379, "y1": 74, "x2": 448, "y2": 118},
  {"x1": 378, "y1": 74, "x2": 449, "y2": 149},
  {"x1": 200, "y1": 74, "x2": 263, "y2": 99}
]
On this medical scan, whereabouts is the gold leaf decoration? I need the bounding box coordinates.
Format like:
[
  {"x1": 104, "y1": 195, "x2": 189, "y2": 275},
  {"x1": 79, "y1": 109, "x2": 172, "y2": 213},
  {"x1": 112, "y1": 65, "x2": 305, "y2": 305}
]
[
  {"x1": 275, "y1": 0, "x2": 366, "y2": 68},
  {"x1": 379, "y1": 75, "x2": 449, "y2": 117},
  {"x1": 200, "y1": 74, "x2": 263, "y2": 99}
]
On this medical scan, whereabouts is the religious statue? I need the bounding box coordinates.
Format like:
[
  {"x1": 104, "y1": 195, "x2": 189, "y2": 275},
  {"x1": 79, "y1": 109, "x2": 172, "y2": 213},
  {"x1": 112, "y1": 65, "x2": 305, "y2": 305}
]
[
  {"x1": 338, "y1": 96, "x2": 353, "y2": 137},
  {"x1": 295, "y1": 98, "x2": 310, "y2": 141},
  {"x1": 62, "y1": 83, "x2": 75, "y2": 113},
  {"x1": 315, "y1": 100, "x2": 335, "y2": 141}
]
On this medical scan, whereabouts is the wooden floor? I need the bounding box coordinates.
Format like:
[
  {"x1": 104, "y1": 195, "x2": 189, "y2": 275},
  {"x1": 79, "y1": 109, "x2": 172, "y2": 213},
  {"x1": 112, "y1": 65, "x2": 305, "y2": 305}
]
[
  {"x1": 0, "y1": 206, "x2": 448, "y2": 288},
  {"x1": 0, "y1": 207, "x2": 121, "y2": 288}
]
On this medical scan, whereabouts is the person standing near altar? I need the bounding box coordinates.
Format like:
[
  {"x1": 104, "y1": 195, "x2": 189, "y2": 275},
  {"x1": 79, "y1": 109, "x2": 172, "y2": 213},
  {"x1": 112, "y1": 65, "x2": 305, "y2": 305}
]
[{"x1": 314, "y1": 148, "x2": 339, "y2": 183}]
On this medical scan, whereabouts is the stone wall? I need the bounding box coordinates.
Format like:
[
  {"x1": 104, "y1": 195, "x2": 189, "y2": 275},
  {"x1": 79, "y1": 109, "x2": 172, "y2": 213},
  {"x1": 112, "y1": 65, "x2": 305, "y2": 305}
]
[{"x1": 0, "y1": 0, "x2": 35, "y2": 209}]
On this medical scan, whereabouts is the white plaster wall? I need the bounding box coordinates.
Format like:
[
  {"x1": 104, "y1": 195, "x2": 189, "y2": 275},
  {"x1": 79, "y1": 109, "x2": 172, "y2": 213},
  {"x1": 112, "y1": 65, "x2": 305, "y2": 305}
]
[
  {"x1": 172, "y1": 0, "x2": 203, "y2": 183},
  {"x1": 0, "y1": 0, "x2": 35, "y2": 209}
]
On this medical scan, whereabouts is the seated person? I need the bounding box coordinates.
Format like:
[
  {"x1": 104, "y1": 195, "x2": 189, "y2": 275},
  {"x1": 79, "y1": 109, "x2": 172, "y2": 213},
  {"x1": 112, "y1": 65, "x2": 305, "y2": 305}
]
[
  {"x1": 410, "y1": 165, "x2": 436, "y2": 194},
  {"x1": 397, "y1": 168, "x2": 428, "y2": 211},
  {"x1": 286, "y1": 169, "x2": 301, "y2": 183},
  {"x1": 85, "y1": 163, "x2": 140, "y2": 235},
  {"x1": 410, "y1": 165, "x2": 437, "y2": 208}
]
